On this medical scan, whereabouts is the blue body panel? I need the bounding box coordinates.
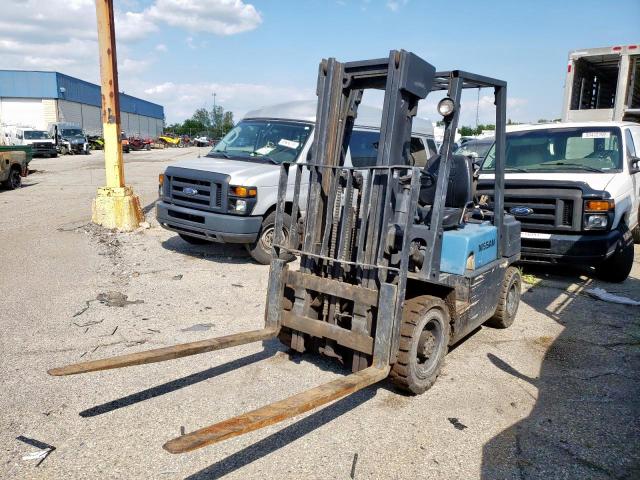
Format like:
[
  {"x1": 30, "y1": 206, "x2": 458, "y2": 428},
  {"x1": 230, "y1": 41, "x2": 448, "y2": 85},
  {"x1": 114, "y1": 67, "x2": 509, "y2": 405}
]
[{"x1": 440, "y1": 223, "x2": 498, "y2": 275}]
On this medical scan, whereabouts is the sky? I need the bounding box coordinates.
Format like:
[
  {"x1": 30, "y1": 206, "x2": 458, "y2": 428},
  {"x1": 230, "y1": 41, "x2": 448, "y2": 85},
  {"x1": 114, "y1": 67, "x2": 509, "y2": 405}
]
[{"x1": 1, "y1": 0, "x2": 638, "y2": 126}]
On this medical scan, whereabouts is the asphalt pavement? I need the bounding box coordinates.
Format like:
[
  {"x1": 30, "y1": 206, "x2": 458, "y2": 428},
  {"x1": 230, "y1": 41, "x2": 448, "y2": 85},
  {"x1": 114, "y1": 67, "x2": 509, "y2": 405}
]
[{"x1": 1, "y1": 147, "x2": 638, "y2": 479}]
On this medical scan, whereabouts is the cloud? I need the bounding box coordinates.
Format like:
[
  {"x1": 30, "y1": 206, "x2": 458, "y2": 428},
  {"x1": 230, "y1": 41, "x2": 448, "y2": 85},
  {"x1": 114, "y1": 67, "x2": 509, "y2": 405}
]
[
  {"x1": 0, "y1": 0, "x2": 262, "y2": 79},
  {"x1": 118, "y1": 57, "x2": 153, "y2": 75},
  {"x1": 138, "y1": 81, "x2": 311, "y2": 123},
  {"x1": 386, "y1": 0, "x2": 408, "y2": 12},
  {"x1": 147, "y1": 0, "x2": 262, "y2": 35},
  {"x1": 115, "y1": 11, "x2": 158, "y2": 41},
  {"x1": 155, "y1": 43, "x2": 168, "y2": 52}
]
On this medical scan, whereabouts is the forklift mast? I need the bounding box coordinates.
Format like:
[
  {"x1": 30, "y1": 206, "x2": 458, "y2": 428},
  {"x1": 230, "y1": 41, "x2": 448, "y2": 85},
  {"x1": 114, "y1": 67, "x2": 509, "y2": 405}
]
[{"x1": 270, "y1": 50, "x2": 509, "y2": 371}]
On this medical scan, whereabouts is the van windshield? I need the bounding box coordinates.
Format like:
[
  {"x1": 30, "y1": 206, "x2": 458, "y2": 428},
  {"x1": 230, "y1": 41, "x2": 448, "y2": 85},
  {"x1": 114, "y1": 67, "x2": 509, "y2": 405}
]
[
  {"x1": 62, "y1": 129, "x2": 84, "y2": 137},
  {"x1": 208, "y1": 120, "x2": 312, "y2": 164},
  {"x1": 482, "y1": 127, "x2": 623, "y2": 173},
  {"x1": 24, "y1": 130, "x2": 49, "y2": 140}
]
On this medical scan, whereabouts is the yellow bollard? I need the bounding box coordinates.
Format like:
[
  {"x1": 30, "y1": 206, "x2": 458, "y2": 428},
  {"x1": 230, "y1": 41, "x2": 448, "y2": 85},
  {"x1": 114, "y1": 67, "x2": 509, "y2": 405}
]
[{"x1": 91, "y1": 0, "x2": 143, "y2": 231}]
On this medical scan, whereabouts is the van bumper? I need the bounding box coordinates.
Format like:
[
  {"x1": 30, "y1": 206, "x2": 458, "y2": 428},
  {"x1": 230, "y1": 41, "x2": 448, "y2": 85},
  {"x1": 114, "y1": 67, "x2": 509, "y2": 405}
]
[
  {"x1": 519, "y1": 229, "x2": 624, "y2": 265},
  {"x1": 156, "y1": 201, "x2": 261, "y2": 244}
]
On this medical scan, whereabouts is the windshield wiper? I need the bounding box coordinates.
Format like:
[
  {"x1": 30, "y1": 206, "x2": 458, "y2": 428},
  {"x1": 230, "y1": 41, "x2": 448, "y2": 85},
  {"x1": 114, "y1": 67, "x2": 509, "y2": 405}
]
[
  {"x1": 505, "y1": 167, "x2": 529, "y2": 173},
  {"x1": 207, "y1": 151, "x2": 231, "y2": 159},
  {"x1": 256, "y1": 156, "x2": 278, "y2": 165},
  {"x1": 544, "y1": 162, "x2": 604, "y2": 173}
]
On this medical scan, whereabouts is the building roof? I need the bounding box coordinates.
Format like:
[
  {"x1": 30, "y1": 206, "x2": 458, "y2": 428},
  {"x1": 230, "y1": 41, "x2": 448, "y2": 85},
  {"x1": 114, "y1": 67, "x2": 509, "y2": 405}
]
[
  {"x1": 244, "y1": 100, "x2": 434, "y2": 135},
  {"x1": 0, "y1": 70, "x2": 164, "y2": 120}
]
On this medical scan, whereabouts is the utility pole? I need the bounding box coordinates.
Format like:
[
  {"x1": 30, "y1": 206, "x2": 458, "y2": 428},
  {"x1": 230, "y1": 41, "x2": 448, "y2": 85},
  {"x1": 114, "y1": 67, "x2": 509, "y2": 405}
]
[{"x1": 91, "y1": 0, "x2": 143, "y2": 230}]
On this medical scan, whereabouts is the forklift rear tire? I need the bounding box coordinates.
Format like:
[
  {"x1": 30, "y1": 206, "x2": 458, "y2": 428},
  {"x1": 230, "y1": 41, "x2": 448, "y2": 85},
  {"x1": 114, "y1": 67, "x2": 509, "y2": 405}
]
[
  {"x1": 486, "y1": 266, "x2": 521, "y2": 329},
  {"x1": 390, "y1": 296, "x2": 450, "y2": 395}
]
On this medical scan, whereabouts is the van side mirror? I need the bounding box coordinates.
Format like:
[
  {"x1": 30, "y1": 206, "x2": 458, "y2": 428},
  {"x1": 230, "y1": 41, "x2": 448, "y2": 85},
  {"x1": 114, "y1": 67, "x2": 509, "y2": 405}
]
[{"x1": 630, "y1": 156, "x2": 640, "y2": 174}]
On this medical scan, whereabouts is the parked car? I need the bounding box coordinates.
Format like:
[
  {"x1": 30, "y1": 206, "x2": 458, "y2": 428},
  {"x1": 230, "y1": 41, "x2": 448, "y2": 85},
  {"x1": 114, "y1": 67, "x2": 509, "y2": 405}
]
[
  {"x1": 454, "y1": 137, "x2": 494, "y2": 160},
  {"x1": 194, "y1": 136, "x2": 211, "y2": 147},
  {"x1": 128, "y1": 136, "x2": 152, "y2": 151},
  {"x1": 478, "y1": 121, "x2": 640, "y2": 282},
  {"x1": 0, "y1": 145, "x2": 31, "y2": 189},
  {"x1": 2, "y1": 125, "x2": 56, "y2": 158},
  {"x1": 48, "y1": 122, "x2": 89, "y2": 155},
  {"x1": 121, "y1": 132, "x2": 130, "y2": 153},
  {"x1": 156, "y1": 100, "x2": 439, "y2": 264}
]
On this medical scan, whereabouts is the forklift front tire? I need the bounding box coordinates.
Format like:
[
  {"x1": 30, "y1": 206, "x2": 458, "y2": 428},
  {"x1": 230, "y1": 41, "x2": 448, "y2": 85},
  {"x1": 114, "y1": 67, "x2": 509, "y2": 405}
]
[
  {"x1": 486, "y1": 266, "x2": 521, "y2": 329},
  {"x1": 390, "y1": 296, "x2": 451, "y2": 395}
]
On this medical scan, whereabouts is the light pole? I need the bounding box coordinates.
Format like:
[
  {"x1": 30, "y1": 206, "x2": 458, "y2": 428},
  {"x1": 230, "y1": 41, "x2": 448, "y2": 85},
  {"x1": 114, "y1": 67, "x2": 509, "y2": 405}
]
[{"x1": 91, "y1": 0, "x2": 143, "y2": 230}]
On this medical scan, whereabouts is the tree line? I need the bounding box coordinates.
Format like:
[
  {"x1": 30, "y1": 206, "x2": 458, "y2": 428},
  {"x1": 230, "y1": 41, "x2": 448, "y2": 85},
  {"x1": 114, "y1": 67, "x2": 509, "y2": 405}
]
[{"x1": 165, "y1": 105, "x2": 235, "y2": 139}]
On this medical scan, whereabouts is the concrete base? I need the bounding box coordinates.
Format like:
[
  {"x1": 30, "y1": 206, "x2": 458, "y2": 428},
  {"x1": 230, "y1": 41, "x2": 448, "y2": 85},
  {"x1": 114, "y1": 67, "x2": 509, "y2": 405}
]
[{"x1": 91, "y1": 185, "x2": 144, "y2": 231}]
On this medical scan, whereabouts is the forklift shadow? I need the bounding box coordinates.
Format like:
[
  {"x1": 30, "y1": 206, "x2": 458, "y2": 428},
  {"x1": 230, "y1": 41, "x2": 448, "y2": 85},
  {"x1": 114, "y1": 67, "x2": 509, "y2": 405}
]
[
  {"x1": 78, "y1": 344, "x2": 279, "y2": 418},
  {"x1": 161, "y1": 235, "x2": 254, "y2": 265},
  {"x1": 480, "y1": 269, "x2": 640, "y2": 478},
  {"x1": 186, "y1": 387, "x2": 377, "y2": 480}
]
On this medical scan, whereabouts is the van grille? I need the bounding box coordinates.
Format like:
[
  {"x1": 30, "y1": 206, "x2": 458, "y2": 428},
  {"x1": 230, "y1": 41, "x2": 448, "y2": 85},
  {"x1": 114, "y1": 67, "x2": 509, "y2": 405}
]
[
  {"x1": 167, "y1": 175, "x2": 223, "y2": 210},
  {"x1": 478, "y1": 185, "x2": 583, "y2": 232}
]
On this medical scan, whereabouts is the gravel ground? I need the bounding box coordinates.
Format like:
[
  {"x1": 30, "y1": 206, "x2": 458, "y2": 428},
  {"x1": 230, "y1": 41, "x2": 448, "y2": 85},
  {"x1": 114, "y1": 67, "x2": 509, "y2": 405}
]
[{"x1": 1, "y1": 147, "x2": 639, "y2": 479}]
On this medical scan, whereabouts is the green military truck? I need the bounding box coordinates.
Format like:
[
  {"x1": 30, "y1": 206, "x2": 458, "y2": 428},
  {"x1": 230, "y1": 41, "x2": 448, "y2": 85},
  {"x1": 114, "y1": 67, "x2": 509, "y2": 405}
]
[{"x1": 0, "y1": 145, "x2": 31, "y2": 189}]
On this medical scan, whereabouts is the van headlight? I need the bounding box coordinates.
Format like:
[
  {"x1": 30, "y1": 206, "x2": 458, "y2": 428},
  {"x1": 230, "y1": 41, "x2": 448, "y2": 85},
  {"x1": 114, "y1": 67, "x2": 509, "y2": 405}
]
[
  {"x1": 230, "y1": 198, "x2": 247, "y2": 213},
  {"x1": 585, "y1": 214, "x2": 608, "y2": 229},
  {"x1": 583, "y1": 199, "x2": 613, "y2": 230}
]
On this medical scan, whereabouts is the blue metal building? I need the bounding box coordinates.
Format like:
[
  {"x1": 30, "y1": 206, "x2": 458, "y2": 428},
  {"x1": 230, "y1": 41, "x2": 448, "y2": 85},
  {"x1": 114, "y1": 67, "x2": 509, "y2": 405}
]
[{"x1": 0, "y1": 70, "x2": 164, "y2": 137}]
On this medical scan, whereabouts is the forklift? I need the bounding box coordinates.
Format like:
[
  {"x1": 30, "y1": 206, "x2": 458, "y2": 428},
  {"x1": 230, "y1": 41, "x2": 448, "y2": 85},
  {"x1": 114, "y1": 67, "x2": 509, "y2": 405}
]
[{"x1": 49, "y1": 50, "x2": 522, "y2": 454}]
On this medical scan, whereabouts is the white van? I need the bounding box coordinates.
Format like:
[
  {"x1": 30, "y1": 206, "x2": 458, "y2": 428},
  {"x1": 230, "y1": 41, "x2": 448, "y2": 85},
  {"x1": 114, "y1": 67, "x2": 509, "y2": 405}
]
[
  {"x1": 157, "y1": 100, "x2": 437, "y2": 263},
  {"x1": 478, "y1": 121, "x2": 640, "y2": 282},
  {"x1": 2, "y1": 125, "x2": 57, "y2": 157}
]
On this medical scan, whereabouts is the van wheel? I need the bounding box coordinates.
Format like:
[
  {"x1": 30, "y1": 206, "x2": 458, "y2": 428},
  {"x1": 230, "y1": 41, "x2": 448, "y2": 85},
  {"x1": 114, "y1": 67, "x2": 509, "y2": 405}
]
[
  {"x1": 5, "y1": 166, "x2": 22, "y2": 190},
  {"x1": 632, "y1": 209, "x2": 640, "y2": 244},
  {"x1": 246, "y1": 211, "x2": 295, "y2": 265},
  {"x1": 178, "y1": 233, "x2": 210, "y2": 245},
  {"x1": 59, "y1": 145, "x2": 68, "y2": 155},
  {"x1": 390, "y1": 296, "x2": 450, "y2": 395},
  {"x1": 596, "y1": 238, "x2": 634, "y2": 283},
  {"x1": 486, "y1": 266, "x2": 521, "y2": 328}
]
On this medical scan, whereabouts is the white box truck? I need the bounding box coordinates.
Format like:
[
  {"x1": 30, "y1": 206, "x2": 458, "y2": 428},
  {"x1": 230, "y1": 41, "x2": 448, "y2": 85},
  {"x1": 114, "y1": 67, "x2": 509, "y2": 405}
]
[{"x1": 562, "y1": 44, "x2": 640, "y2": 123}]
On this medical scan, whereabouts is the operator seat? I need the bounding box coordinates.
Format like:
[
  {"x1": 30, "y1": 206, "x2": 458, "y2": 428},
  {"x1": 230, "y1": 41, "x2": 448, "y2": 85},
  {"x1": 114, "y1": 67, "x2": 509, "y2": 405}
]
[{"x1": 417, "y1": 154, "x2": 475, "y2": 229}]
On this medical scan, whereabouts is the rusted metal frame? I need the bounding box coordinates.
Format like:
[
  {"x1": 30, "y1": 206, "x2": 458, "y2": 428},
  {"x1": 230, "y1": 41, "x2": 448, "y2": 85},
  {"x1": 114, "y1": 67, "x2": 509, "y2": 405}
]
[
  {"x1": 272, "y1": 162, "x2": 291, "y2": 257},
  {"x1": 288, "y1": 164, "x2": 303, "y2": 249},
  {"x1": 162, "y1": 365, "x2": 390, "y2": 454},
  {"x1": 371, "y1": 282, "x2": 397, "y2": 368},
  {"x1": 47, "y1": 328, "x2": 276, "y2": 376},
  {"x1": 355, "y1": 168, "x2": 375, "y2": 267},
  {"x1": 494, "y1": 83, "x2": 507, "y2": 258},
  {"x1": 388, "y1": 170, "x2": 421, "y2": 361},
  {"x1": 286, "y1": 270, "x2": 379, "y2": 306},
  {"x1": 423, "y1": 75, "x2": 463, "y2": 280},
  {"x1": 274, "y1": 247, "x2": 401, "y2": 272},
  {"x1": 336, "y1": 169, "x2": 355, "y2": 266},
  {"x1": 375, "y1": 167, "x2": 396, "y2": 269},
  {"x1": 265, "y1": 260, "x2": 287, "y2": 329},
  {"x1": 282, "y1": 312, "x2": 373, "y2": 354},
  {"x1": 292, "y1": 58, "x2": 346, "y2": 351},
  {"x1": 291, "y1": 164, "x2": 321, "y2": 351},
  {"x1": 319, "y1": 166, "x2": 342, "y2": 258},
  {"x1": 301, "y1": 165, "x2": 322, "y2": 260}
]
